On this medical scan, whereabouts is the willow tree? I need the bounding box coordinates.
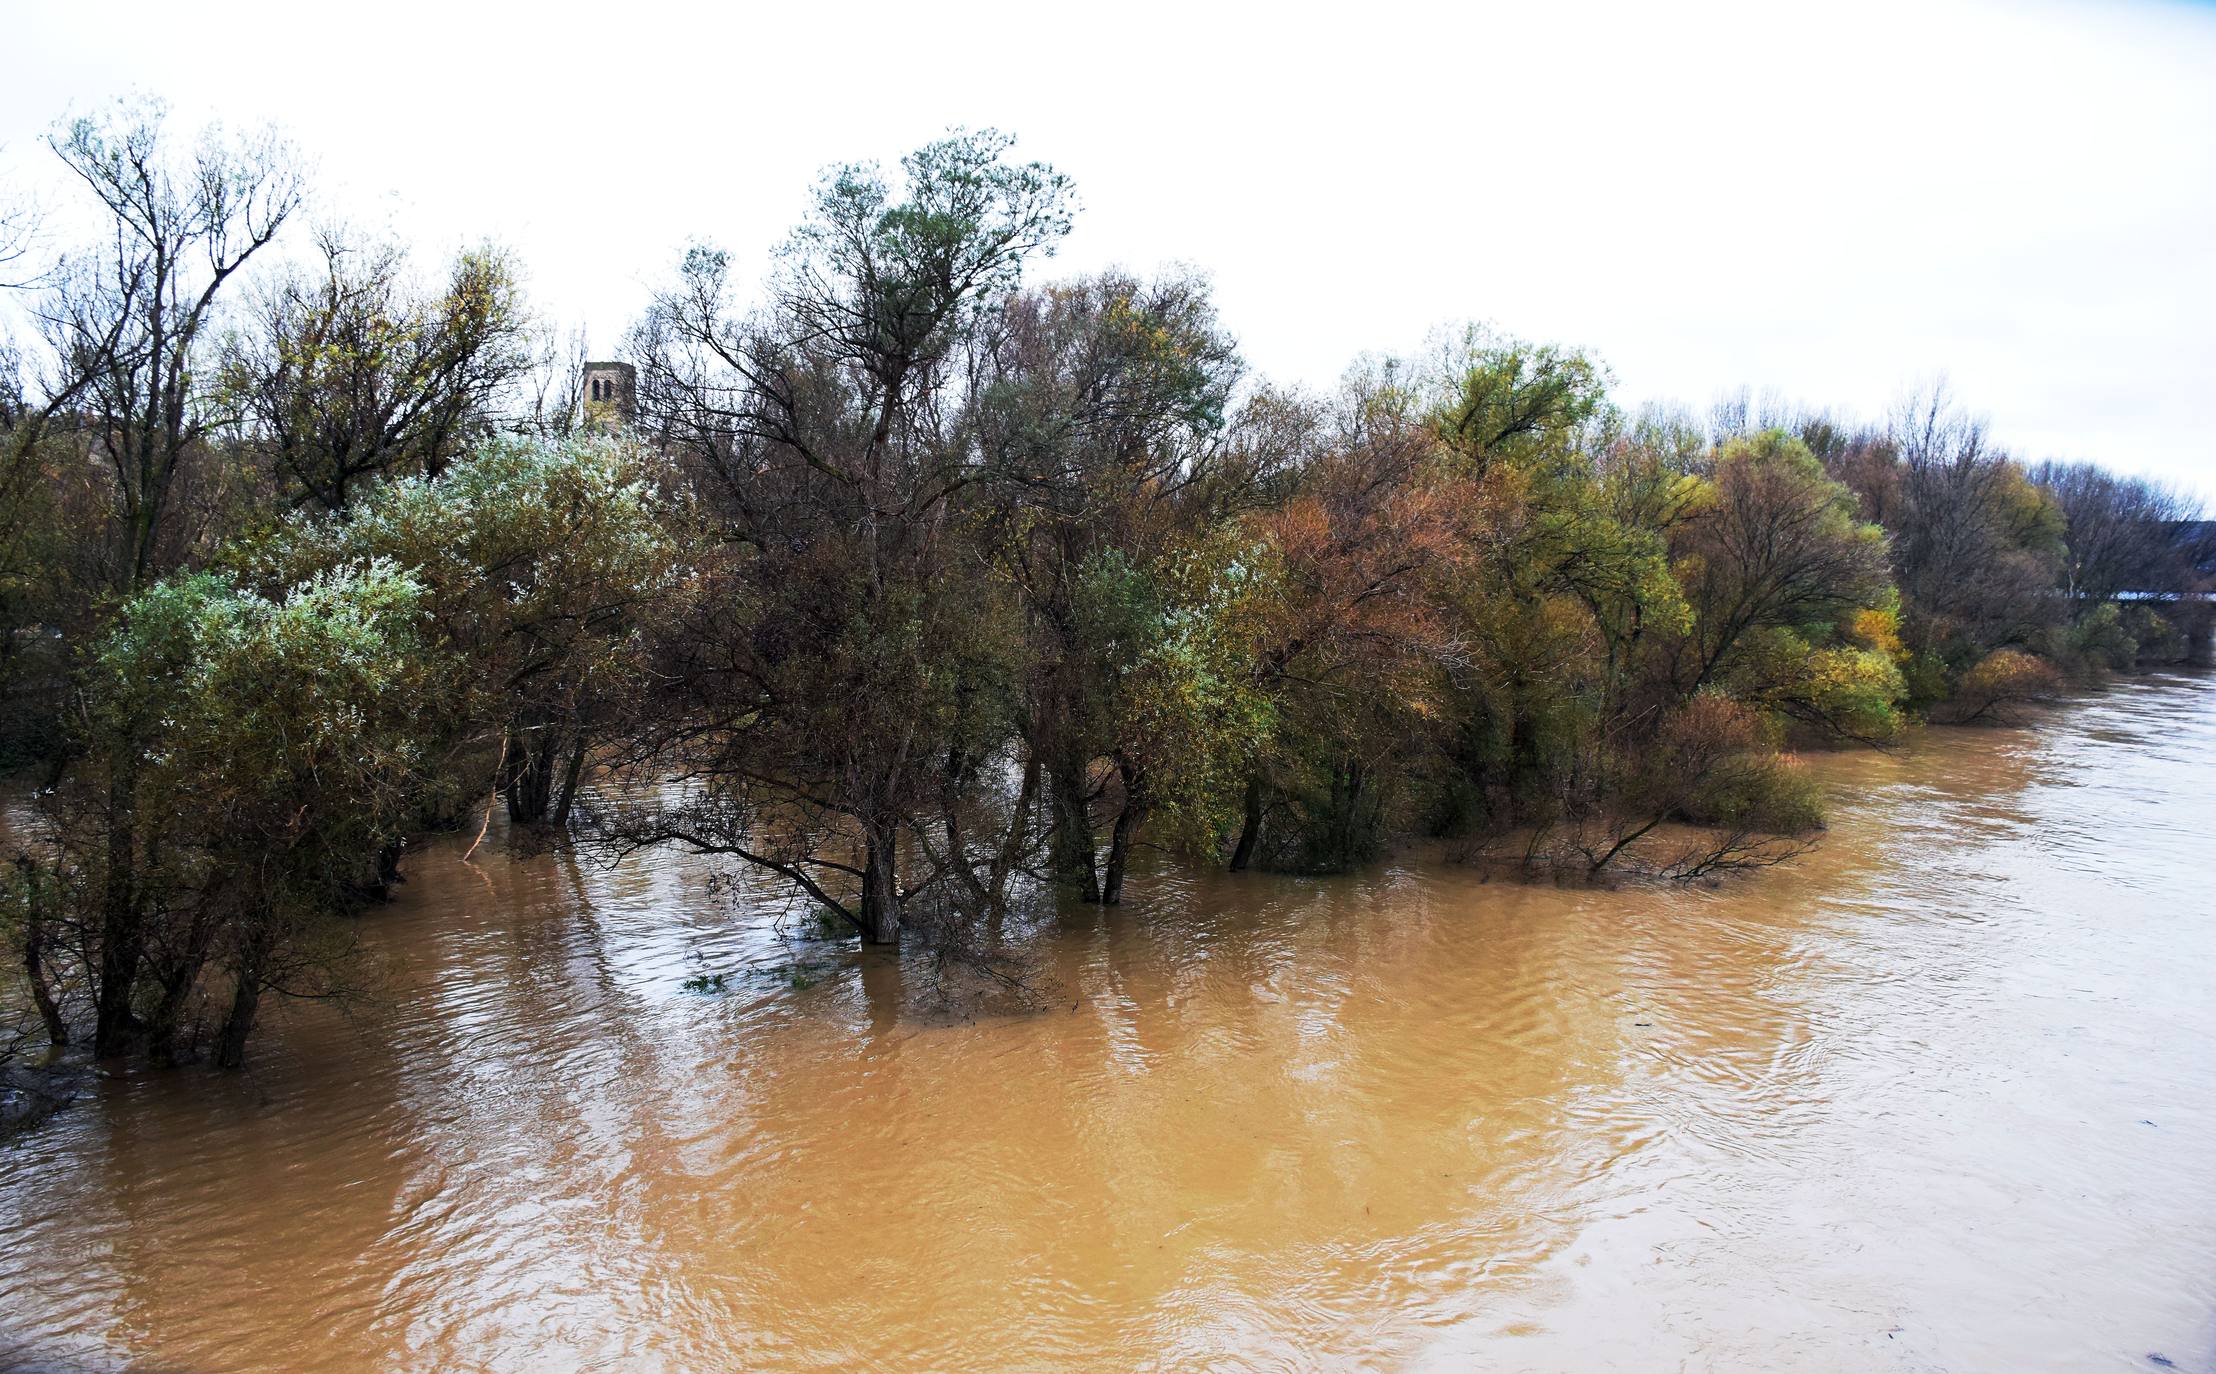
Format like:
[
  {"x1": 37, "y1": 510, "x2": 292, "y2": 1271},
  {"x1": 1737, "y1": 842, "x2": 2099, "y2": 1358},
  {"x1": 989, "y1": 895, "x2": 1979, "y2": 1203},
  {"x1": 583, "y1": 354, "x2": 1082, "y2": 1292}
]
[
  {"x1": 1068, "y1": 528, "x2": 1281, "y2": 901},
  {"x1": 67, "y1": 564, "x2": 431, "y2": 1067},
  {"x1": 26, "y1": 98, "x2": 301, "y2": 1057},
  {"x1": 1665, "y1": 430, "x2": 1895, "y2": 700},
  {"x1": 255, "y1": 434, "x2": 685, "y2": 832},
  {"x1": 1426, "y1": 330, "x2": 1650, "y2": 833},
  {"x1": 1524, "y1": 429, "x2": 1900, "y2": 874},
  {"x1": 962, "y1": 270, "x2": 1249, "y2": 899},
  {"x1": 626, "y1": 130, "x2": 1074, "y2": 942},
  {"x1": 225, "y1": 232, "x2": 535, "y2": 511},
  {"x1": 1231, "y1": 363, "x2": 1480, "y2": 873}
]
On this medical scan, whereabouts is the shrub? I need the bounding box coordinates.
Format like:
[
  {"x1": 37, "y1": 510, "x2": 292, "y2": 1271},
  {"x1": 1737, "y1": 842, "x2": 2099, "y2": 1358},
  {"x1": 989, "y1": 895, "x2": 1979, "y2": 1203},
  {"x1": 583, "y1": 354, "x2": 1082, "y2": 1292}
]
[
  {"x1": 2120, "y1": 604, "x2": 2187, "y2": 664},
  {"x1": 2060, "y1": 603, "x2": 2136, "y2": 674},
  {"x1": 1684, "y1": 751, "x2": 1824, "y2": 833},
  {"x1": 1949, "y1": 648, "x2": 2063, "y2": 724}
]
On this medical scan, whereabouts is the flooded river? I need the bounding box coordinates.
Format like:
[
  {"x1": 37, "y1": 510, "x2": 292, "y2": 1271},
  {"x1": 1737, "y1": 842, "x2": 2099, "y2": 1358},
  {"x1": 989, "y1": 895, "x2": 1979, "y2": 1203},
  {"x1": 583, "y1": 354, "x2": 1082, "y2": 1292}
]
[{"x1": 3, "y1": 674, "x2": 2213, "y2": 1372}]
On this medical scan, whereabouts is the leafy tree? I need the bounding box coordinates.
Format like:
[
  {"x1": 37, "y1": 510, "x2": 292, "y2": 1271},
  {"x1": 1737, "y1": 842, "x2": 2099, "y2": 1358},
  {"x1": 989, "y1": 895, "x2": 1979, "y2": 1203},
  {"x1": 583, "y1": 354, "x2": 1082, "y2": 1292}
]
[
  {"x1": 624, "y1": 130, "x2": 1074, "y2": 942},
  {"x1": 1947, "y1": 647, "x2": 2063, "y2": 725},
  {"x1": 1666, "y1": 430, "x2": 1893, "y2": 699},
  {"x1": 64, "y1": 563, "x2": 430, "y2": 1066},
  {"x1": 19, "y1": 98, "x2": 301, "y2": 1057},
  {"x1": 255, "y1": 434, "x2": 684, "y2": 829},
  {"x1": 1429, "y1": 324, "x2": 1610, "y2": 475},
  {"x1": 225, "y1": 232, "x2": 534, "y2": 511},
  {"x1": 1070, "y1": 530, "x2": 1278, "y2": 900},
  {"x1": 1233, "y1": 362, "x2": 1475, "y2": 872},
  {"x1": 966, "y1": 269, "x2": 1247, "y2": 898}
]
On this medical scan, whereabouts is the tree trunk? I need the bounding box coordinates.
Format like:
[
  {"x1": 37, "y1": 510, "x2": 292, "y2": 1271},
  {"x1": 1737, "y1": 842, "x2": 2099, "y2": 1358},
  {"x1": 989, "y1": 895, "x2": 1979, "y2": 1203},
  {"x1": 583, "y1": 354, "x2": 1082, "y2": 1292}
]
[
  {"x1": 1048, "y1": 749, "x2": 1100, "y2": 901},
  {"x1": 1328, "y1": 757, "x2": 1369, "y2": 871},
  {"x1": 369, "y1": 839, "x2": 406, "y2": 900},
  {"x1": 504, "y1": 724, "x2": 559, "y2": 825},
  {"x1": 1229, "y1": 775, "x2": 1264, "y2": 872},
  {"x1": 145, "y1": 976, "x2": 193, "y2": 1067},
  {"x1": 214, "y1": 923, "x2": 274, "y2": 1071},
  {"x1": 18, "y1": 863, "x2": 67, "y2": 1048},
  {"x1": 1508, "y1": 709, "x2": 1541, "y2": 818},
  {"x1": 859, "y1": 819, "x2": 901, "y2": 944},
  {"x1": 550, "y1": 735, "x2": 590, "y2": 828},
  {"x1": 93, "y1": 766, "x2": 143, "y2": 1058},
  {"x1": 146, "y1": 903, "x2": 222, "y2": 1067},
  {"x1": 1100, "y1": 757, "x2": 1144, "y2": 906},
  {"x1": 988, "y1": 752, "x2": 1041, "y2": 916}
]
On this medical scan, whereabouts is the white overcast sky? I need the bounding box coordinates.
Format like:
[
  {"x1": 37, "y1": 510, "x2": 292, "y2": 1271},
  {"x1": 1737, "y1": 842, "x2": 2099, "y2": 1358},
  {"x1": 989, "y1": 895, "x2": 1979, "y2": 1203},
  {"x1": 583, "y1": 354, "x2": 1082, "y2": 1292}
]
[{"x1": 5, "y1": 0, "x2": 2213, "y2": 489}]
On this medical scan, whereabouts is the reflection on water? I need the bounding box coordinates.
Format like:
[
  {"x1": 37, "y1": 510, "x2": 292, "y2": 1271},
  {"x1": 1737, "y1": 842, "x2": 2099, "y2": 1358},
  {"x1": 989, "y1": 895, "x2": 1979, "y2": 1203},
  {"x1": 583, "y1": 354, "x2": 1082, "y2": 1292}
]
[{"x1": 3, "y1": 675, "x2": 2214, "y2": 1372}]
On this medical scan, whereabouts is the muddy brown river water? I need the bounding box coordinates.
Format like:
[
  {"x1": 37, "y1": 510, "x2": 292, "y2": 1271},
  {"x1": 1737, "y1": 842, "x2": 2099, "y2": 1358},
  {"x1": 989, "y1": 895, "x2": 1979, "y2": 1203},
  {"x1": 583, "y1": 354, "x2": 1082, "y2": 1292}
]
[{"x1": 3, "y1": 674, "x2": 2214, "y2": 1372}]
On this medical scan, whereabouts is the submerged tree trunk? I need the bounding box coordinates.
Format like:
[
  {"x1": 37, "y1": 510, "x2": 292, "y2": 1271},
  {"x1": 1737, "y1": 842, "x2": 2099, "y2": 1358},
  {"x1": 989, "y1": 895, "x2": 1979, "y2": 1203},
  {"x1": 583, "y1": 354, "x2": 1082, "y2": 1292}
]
[
  {"x1": 989, "y1": 752, "x2": 1042, "y2": 918},
  {"x1": 1228, "y1": 776, "x2": 1264, "y2": 872},
  {"x1": 859, "y1": 819, "x2": 901, "y2": 944},
  {"x1": 1048, "y1": 748, "x2": 1100, "y2": 902},
  {"x1": 145, "y1": 903, "x2": 223, "y2": 1067},
  {"x1": 936, "y1": 747, "x2": 1042, "y2": 930},
  {"x1": 214, "y1": 922, "x2": 274, "y2": 1071},
  {"x1": 368, "y1": 839, "x2": 406, "y2": 900},
  {"x1": 18, "y1": 861, "x2": 67, "y2": 1048},
  {"x1": 93, "y1": 766, "x2": 143, "y2": 1058},
  {"x1": 503, "y1": 723, "x2": 563, "y2": 825},
  {"x1": 1319, "y1": 756, "x2": 1374, "y2": 873},
  {"x1": 549, "y1": 736, "x2": 590, "y2": 828},
  {"x1": 1100, "y1": 756, "x2": 1145, "y2": 906}
]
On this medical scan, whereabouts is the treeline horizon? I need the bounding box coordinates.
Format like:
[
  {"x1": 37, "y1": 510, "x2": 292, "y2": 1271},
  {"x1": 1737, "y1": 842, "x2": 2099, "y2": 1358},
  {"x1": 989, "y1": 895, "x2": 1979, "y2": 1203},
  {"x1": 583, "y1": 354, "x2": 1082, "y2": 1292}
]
[{"x1": 2, "y1": 101, "x2": 2211, "y2": 1073}]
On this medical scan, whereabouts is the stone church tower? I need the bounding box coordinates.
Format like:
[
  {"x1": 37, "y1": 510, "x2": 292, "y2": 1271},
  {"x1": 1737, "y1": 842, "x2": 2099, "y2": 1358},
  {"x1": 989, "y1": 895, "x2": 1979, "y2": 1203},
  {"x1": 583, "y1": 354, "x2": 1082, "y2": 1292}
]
[{"x1": 579, "y1": 361, "x2": 636, "y2": 430}]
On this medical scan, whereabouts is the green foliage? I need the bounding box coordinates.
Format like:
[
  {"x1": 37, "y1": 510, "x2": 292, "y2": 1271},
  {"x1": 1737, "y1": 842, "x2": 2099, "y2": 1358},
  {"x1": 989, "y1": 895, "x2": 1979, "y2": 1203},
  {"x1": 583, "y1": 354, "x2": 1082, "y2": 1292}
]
[
  {"x1": 1900, "y1": 650, "x2": 1957, "y2": 710},
  {"x1": 95, "y1": 562, "x2": 431, "y2": 870},
  {"x1": 1673, "y1": 430, "x2": 1899, "y2": 728},
  {"x1": 2118, "y1": 603, "x2": 2187, "y2": 663},
  {"x1": 250, "y1": 432, "x2": 684, "y2": 816},
  {"x1": 1728, "y1": 629, "x2": 1908, "y2": 743},
  {"x1": 67, "y1": 561, "x2": 435, "y2": 1062},
  {"x1": 1683, "y1": 751, "x2": 1824, "y2": 834},
  {"x1": 2049, "y1": 601, "x2": 2189, "y2": 673},
  {"x1": 1075, "y1": 533, "x2": 1280, "y2": 854},
  {"x1": 1429, "y1": 324, "x2": 1612, "y2": 474},
  {"x1": 783, "y1": 127, "x2": 1075, "y2": 369},
  {"x1": 256, "y1": 433, "x2": 680, "y2": 666},
  {"x1": 2059, "y1": 602, "x2": 2137, "y2": 674}
]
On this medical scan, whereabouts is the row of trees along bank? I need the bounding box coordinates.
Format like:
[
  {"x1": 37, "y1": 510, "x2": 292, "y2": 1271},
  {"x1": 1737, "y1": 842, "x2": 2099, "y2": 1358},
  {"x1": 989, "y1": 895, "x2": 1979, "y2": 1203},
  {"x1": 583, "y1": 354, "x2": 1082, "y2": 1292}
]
[{"x1": 1, "y1": 102, "x2": 2209, "y2": 1071}]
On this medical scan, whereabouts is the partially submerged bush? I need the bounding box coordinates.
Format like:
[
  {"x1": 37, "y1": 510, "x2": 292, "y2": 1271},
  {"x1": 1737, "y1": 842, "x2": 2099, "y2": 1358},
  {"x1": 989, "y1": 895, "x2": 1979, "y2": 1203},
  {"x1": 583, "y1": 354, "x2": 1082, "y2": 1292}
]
[
  {"x1": 2120, "y1": 603, "x2": 2187, "y2": 664},
  {"x1": 1948, "y1": 648, "x2": 2063, "y2": 724},
  {"x1": 1684, "y1": 750, "x2": 1823, "y2": 834},
  {"x1": 1552, "y1": 694, "x2": 1824, "y2": 879},
  {"x1": 2058, "y1": 603, "x2": 2137, "y2": 674}
]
